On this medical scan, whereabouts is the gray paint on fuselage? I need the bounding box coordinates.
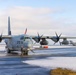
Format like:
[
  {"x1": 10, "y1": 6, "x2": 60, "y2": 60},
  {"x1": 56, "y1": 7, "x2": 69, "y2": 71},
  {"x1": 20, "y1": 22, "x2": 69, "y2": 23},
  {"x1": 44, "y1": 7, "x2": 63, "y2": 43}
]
[{"x1": 5, "y1": 34, "x2": 33, "y2": 51}]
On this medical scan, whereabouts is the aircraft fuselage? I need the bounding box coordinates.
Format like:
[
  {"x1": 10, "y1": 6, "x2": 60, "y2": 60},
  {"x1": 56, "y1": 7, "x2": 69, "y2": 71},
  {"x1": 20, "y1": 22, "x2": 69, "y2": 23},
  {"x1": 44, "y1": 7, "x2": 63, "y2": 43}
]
[{"x1": 5, "y1": 34, "x2": 33, "y2": 52}]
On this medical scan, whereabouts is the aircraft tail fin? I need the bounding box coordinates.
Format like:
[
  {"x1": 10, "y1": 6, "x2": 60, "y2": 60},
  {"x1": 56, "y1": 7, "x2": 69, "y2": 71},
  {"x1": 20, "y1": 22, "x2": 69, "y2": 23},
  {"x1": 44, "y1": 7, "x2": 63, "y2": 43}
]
[
  {"x1": 24, "y1": 28, "x2": 27, "y2": 34},
  {"x1": 8, "y1": 17, "x2": 11, "y2": 35}
]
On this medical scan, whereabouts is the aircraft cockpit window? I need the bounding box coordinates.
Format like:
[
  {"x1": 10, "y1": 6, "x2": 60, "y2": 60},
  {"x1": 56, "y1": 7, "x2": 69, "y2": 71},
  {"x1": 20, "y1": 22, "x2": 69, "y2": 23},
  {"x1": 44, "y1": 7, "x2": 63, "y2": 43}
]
[
  {"x1": 25, "y1": 37, "x2": 30, "y2": 39},
  {"x1": 24, "y1": 37, "x2": 30, "y2": 41},
  {"x1": 20, "y1": 36, "x2": 24, "y2": 40}
]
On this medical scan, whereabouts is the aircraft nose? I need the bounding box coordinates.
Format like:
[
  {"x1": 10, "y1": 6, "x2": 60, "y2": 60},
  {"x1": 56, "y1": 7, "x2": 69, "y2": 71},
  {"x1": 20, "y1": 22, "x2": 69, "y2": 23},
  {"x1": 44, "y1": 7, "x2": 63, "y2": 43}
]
[{"x1": 27, "y1": 43, "x2": 32, "y2": 48}]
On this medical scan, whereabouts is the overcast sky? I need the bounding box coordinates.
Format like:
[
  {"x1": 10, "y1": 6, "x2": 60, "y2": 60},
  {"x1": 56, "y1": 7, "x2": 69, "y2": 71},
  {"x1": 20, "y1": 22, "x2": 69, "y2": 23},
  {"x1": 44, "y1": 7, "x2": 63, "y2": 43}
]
[{"x1": 0, "y1": 0, "x2": 76, "y2": 37}]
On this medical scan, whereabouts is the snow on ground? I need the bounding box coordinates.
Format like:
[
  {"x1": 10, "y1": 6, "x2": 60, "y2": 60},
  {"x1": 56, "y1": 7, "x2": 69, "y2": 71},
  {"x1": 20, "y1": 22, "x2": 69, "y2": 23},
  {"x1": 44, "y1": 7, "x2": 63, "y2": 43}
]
[
  {"x1": 1, "y1": 45, "x2": 76, "y2": 71},
  {"x1": 29, "y1": 46, "x2": 76, "y2": 56},
  {"x1": 23, "y1": 57, "x2": 76, "y2": 71}
]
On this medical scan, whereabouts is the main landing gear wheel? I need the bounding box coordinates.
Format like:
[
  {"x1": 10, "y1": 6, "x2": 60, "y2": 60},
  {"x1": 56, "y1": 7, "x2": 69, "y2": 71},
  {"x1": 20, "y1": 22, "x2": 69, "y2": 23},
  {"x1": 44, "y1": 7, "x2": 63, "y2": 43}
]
[
  {"x1": 21, "y1": 50, "x2": 28, "y2": 56},
  {"x1": 7, "y1": 49, "x2": 11, "y2": 53},
  {"x1": 23, "y1": 50, "x2": 28, "y2": 55},
  {"x1": 21, "y1": 48, "x2": 28, "y2": 56}
]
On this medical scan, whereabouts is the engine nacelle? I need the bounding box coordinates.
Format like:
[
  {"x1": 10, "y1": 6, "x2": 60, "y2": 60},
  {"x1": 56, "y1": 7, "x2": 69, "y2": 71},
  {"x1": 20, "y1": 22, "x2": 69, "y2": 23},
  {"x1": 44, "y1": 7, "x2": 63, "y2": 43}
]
[
  {"x1": 61, "y1": 38, "x2": 69, "y2": 45},
  {"x1": 33, "y1": 38, "x2": 40, "y2": 43},
  {"x1": 40, "y1": 38, "x2": 48, "y2": 45},
  {"x1": 0, "y1": 37, "x2": 2, "y2": 42},
  {"x1": 51, "y1": 36, "x2": 60, "y2": 43}
]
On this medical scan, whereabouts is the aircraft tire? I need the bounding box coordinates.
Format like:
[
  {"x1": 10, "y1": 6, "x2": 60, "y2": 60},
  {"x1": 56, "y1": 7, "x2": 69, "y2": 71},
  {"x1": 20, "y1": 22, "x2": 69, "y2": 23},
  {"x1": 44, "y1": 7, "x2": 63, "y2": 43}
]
[
  {"x1": 7, "y1": 49, "x2": 11, "y2": 53},
  {"x1": 24, "y1": 50, "x2": 28, "y2": 55}
]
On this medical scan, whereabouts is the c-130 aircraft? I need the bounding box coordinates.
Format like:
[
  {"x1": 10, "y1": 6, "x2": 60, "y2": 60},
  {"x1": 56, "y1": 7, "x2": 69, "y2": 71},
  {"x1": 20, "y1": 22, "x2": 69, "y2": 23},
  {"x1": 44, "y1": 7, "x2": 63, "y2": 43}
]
[{"x1": 0, "y1": 17, "x2": 76, "y2": 55}]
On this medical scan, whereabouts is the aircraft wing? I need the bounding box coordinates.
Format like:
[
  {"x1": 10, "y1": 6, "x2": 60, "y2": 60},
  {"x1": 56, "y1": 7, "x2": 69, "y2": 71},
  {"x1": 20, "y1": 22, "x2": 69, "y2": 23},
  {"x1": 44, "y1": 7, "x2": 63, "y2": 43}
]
[
  {"x1": 0, "y1": 35, "x2": 12, "y2": 42},
  {"x1": 32, "y1": 36, "x2": 76, "y2": 39},
  {"x1": 1, "y1": 35, "x2": 12, "y2": 39},
  {"x1": 60, "y1": 36, "x2": 76, "y2": 39},
  {"x1": 31, "y1": 35, "x2": 76, "y2": 44}
]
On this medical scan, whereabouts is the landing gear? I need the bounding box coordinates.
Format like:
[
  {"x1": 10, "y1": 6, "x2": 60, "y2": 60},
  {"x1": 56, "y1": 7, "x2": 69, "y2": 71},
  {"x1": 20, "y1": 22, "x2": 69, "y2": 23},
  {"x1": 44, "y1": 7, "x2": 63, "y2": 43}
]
[
  {"x1": 23, "y1": 50, "x2": 28, "y2": 55},
  {"x1": 21, "y1": 48, "x2": 28, "y2": 56},
  {"x1": 7, "y1": 49, "x2": 11, "y2": 53},
  {"x1": 21, "y1": 50, "x2": 28, "y2": 56}
]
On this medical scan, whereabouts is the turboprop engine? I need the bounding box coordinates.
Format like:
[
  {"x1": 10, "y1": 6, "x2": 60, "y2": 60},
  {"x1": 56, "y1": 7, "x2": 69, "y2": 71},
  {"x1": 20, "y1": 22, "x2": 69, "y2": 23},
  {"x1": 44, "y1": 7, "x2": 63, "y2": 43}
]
[
  {"x1": 51, "y1": 32, "x2": 62, "y2": 45},
  {"x1": 60, "y1": 38, "x2": 69, "y2": 45},
  {"x1": 40, "y1": 38, "x2": 48, "y2": 45},
  {"x1": 33, "y1": 32, "x2": 48, "y2": 45},
  {"x1": 0, "y1": 34, "x2": 2, "y2": 42}
]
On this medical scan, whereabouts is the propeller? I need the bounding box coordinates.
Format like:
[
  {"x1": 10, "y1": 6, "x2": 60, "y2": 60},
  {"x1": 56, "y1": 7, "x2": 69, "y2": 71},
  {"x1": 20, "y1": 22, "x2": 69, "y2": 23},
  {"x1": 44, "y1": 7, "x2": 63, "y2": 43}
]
[
  {"x1": 30, "y1": 50, "x2": 35, "y2": 53},
  {"x1": 0, "y1": 33, "x2": 2, "y2": 42},
  {"x1": 33, "y1": 32, "x2": 43, "y2": 43},
  {"x1": 53, "y1": 32, "x2": 62, "y2": 45},
  {"x1": 37, "y1": 32, "x2": 43, "y2": 43}
]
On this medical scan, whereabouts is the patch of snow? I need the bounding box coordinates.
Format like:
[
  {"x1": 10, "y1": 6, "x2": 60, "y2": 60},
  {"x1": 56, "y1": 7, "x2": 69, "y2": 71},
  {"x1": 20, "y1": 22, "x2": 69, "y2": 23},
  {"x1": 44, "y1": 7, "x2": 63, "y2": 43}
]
[{"x1": 23, "y1": 57, "x2": 76, "y2": 71}]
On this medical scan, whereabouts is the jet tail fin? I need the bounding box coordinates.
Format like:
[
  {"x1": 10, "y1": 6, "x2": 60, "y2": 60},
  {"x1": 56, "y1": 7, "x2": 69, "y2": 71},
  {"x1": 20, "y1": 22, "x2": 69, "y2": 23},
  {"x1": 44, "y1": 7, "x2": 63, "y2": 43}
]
[{"x1": 8, "y1": 17, "x2": 11, "y2": 35}]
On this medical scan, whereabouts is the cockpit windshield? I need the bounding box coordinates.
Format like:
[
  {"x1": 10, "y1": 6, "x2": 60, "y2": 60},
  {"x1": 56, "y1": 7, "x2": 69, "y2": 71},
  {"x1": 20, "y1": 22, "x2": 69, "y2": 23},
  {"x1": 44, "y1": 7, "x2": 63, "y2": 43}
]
[
  {"x1": 25, "y1": 37, "x2": 30, "y2": 39},
  {"x1": 20, "y1": 36, "x2": 30, "y2": 41}
]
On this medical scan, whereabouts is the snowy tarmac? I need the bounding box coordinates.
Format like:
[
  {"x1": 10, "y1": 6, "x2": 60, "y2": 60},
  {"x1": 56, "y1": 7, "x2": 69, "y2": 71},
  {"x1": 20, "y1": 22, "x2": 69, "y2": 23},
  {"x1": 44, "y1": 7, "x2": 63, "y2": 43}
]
[{"x1": 0, "y1": 45, "x2": 76, "y2": 75}]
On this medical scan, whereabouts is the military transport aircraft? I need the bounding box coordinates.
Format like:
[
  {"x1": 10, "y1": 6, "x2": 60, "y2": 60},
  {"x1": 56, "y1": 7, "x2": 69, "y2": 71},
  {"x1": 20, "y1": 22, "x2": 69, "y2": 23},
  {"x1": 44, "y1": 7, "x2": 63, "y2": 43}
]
[{"x1": 0, "y1": 17, "x2": 76, "y2": 55}]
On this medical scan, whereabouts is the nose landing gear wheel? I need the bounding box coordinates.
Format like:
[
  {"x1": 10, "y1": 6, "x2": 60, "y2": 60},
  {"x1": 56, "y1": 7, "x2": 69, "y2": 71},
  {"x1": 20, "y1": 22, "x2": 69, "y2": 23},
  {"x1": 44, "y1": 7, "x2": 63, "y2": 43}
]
[
  {"x1": 7, "y1": 49, "x2": 11, "y2": 53},
  {"x1": 23, "y1": 50, "x2": 28, "y2": 55},
  {"x1": 21, "y1": 48, "x2": 28, "y2": 56}
]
